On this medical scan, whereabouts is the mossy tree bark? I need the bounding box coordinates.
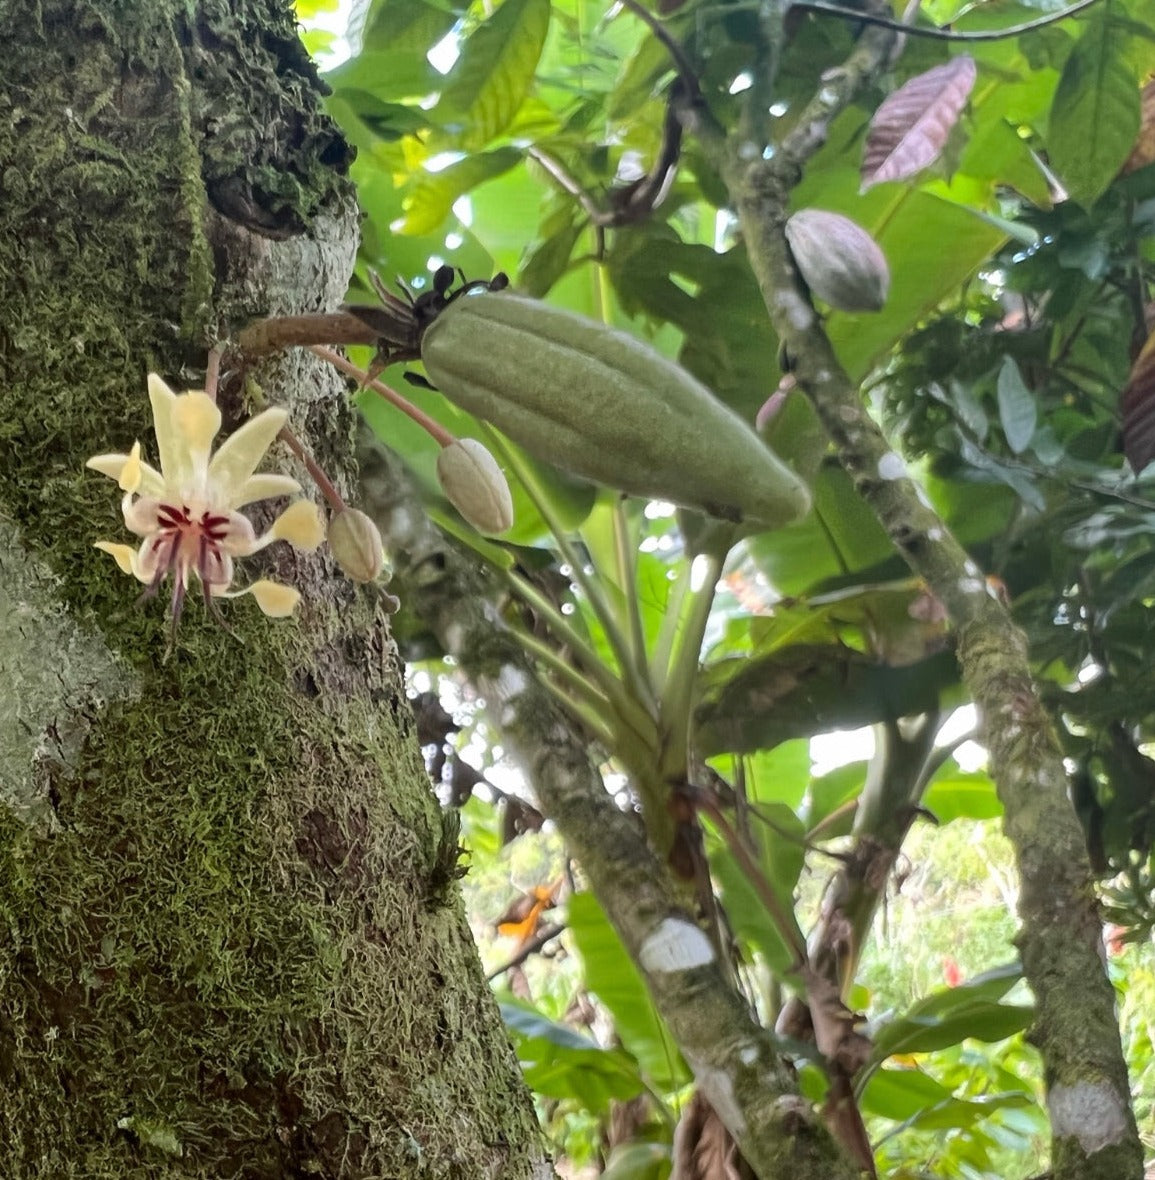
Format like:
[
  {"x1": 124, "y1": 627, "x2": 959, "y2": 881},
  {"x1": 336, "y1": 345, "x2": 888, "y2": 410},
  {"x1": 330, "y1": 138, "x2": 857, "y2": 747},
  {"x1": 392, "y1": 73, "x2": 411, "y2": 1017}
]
[{"x1": 0, "y1": 3, "x2": 548, "y2": 1177}]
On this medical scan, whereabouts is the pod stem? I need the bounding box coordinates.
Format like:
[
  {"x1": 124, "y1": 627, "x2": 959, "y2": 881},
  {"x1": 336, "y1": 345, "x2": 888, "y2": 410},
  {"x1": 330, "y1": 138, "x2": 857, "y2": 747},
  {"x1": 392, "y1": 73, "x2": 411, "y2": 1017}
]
[{"x1": 309, "y1": 345, "x2": 456, "y2": 449}]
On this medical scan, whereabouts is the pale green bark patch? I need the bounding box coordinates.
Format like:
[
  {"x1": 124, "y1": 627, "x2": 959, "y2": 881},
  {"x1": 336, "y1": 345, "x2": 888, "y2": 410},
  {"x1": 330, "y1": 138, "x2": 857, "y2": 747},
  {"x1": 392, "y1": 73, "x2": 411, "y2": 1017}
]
[{"x1": 0, "y1": 523, "x2": 137, "y2": 830}]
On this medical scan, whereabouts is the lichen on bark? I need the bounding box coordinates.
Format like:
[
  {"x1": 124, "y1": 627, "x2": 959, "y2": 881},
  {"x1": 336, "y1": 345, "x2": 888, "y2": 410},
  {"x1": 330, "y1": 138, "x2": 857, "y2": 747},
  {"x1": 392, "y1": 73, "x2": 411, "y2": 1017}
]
[{"x1": 0, "y1": 2, "x2": 547, "y2": 1176}]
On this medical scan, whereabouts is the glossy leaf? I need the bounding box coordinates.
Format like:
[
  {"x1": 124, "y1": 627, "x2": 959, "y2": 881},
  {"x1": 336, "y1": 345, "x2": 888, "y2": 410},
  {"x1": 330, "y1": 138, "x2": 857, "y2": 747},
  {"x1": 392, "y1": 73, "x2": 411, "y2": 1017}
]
[
  {"x1": 567, "y1": 893, "x2": 689, "y2": 1090},
  {"x1": 500, "y1": 1000, "x2": 646, "y2": 1107},
  {"x1": 1047, "y1": 9, "x2": 1141, "y2": 205},
  {"x1": 871, "y1": 963, "x2": 1031, "y2": 1060},
  {"x1": 436, "y1": 0, "x2": 552, "y2": 149},
  {"x1": 398, "y1": 148, "x2": 522, "y2": 235},
  {"x1": 695, "y1": 645, "x2": 959, "y2": 756},
  {"x1": 923, "y1": 768, "x2": 1003, "y2": 822},
  {"x1": 862, "y1": 56, "x2": 977, "y2": 190},
  {"x1": 996, "y1": 356, "x2": 1037, "y2": 454}
]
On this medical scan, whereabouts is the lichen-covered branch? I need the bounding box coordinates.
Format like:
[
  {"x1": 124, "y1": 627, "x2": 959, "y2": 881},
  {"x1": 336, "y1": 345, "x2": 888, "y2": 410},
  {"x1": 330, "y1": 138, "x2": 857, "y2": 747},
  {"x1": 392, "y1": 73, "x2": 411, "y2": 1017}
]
[
  {"x1": 359, "y1": 439, "x2": 862, "y2": 1180},
  {"x1": 700, "y1": 13, "x2": 1142, "y2": 1176}
]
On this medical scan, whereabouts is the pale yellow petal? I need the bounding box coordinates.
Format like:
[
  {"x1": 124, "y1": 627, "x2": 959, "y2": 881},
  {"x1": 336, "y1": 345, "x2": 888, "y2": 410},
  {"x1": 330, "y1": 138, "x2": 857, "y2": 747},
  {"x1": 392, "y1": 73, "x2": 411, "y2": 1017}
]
[
  {"x1": 86, "y1": 452, "x2": 132, "y2": 480},
  {"x1": 173, "y1": 392, "x2": 222, "y2": 473},
  {"x1": 119, "y1": 441, "x2": 144, "y2": 492},
  {"x1": 87, "y1": 450, "x2": 166, "y2": 497},
  {"x1": 94, "y1": 541, "x2": 146, "y2": 581},
  {"x1": 248, "y1": 579, "x2": 300, "y2": 618},
  {"x1": 272, "y1": 500, "x2": 324, "y2": 551},
  {"x1": 234, "y1": 473, "x2": 301, "y2": 506},
  {"x1": 207, "y1": 406, "x2": 288, "y2": 502},
  {"x1": 147, "y1": 373, "x2": 183, "y2": 481}
]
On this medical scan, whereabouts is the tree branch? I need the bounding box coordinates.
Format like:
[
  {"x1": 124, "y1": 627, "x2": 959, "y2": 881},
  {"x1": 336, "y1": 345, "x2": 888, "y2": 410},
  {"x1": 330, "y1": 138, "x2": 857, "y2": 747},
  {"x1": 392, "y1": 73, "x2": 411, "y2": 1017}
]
[
  {"x1": 697, "y1": 4, "x2": 1144, "y2": 1175},
  {"x1": 791, "y1": 0, "x2": 1105, "y2": 42},
  {"x1": 358, "y1": 435, "x2": 863, "y2": 1180}
]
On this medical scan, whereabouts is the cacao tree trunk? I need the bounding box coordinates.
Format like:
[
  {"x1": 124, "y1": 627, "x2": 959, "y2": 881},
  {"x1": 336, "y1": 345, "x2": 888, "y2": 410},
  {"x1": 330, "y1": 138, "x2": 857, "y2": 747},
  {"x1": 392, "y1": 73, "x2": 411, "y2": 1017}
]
[{"x1": 0, "y1": 3, "x2": 548, "y2": 1177}]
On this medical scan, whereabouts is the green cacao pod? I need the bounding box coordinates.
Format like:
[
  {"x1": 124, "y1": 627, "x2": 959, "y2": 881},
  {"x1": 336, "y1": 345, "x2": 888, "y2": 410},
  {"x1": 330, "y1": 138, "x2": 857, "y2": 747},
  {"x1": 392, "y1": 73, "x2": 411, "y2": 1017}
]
[
  {"x1": 419, "y1": 291, "x2": 811, "y2": 528},
  {"x1": 784, "y1": 209, "x2": 889, "y2": 313}
]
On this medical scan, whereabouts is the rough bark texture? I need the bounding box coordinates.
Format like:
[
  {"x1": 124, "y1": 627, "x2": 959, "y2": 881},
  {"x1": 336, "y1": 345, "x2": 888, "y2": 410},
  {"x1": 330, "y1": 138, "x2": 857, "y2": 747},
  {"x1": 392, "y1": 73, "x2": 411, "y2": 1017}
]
[
  {"x1": 0, "y1": 3, "x2": 546, "y2": 1177},
  {"x1": 359, "y1": 441, "x2": 862, "y2": 1180},
  {"x1": 704, "y1": 12, "x2": 1143, "y2": 1178}
]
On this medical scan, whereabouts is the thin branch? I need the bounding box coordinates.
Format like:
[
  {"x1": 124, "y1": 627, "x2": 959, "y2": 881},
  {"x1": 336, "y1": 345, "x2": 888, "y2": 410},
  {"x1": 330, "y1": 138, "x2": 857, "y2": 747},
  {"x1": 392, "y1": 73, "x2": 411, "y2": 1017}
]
[
  {"x1": 616, "y1": 0, "x2": 702, "y2": 104},
  {"x1": 485, "y1": 923, "x2": 566, "y2": 981},
  {"x1": 790, "y1": 0, "x2": 1104, "y2": 41},
  {"x1": 308, "y1": 345, "x2": 455, "y2": 448}
]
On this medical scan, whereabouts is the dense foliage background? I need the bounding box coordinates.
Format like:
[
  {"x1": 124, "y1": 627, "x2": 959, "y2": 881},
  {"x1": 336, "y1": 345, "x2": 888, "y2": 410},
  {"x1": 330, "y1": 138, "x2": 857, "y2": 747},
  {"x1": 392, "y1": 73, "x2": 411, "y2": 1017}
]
[{"x1": 295, "y1": 0, "x2": 1155, "y2": 1174}]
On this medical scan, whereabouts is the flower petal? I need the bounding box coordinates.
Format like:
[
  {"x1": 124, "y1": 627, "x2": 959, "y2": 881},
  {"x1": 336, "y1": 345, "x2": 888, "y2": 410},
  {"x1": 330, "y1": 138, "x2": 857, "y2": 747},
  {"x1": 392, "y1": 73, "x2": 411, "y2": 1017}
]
[
  {"x1": 173, "y1": 392, "x2": 222, "y2": 477},
  {"x1": 147, "y1": 374, "x2": 184, "y2": 483},
  {"x1": 88, "y1": 450, "x2": 167, "y2": 497},
  {"x1": 94, "y1": 541, "x2": 148, "y2": 582},
  {"x1": 234, "y1": 473, "x2": 302, "y2": 506},
  {"x1": 208, "y1": 406, "x2": 289, "y2": 503},
  {"x1": 272, "y1": 500, "x2": 324, "y2": 551},
  {"x1": 248, "y1": 579, "x2": 300, "y2": 617}
]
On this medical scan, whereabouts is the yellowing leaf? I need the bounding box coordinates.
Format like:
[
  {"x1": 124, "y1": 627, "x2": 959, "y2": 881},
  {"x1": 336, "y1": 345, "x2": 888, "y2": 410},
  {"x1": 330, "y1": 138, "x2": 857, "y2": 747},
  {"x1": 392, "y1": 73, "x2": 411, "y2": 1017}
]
[{"x1": 436, "y1": 0, "x2": 551, "y2": 150}]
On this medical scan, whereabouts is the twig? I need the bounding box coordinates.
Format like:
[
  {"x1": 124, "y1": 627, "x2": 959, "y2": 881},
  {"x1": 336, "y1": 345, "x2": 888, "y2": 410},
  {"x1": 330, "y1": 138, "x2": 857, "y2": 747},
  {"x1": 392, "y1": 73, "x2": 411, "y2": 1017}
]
[
  {"x1": 617, "y1": 0, "x2": 702, "y2": 104},
  {"x1": 485, "y1": 922, "x2": 566, "y2": 981},
  {"x1": 790, "y1": 0, "x2": 1104, "y2": 41},
  {"x1": 308, "y1": 345, "x2": 455, "y2": 448}
]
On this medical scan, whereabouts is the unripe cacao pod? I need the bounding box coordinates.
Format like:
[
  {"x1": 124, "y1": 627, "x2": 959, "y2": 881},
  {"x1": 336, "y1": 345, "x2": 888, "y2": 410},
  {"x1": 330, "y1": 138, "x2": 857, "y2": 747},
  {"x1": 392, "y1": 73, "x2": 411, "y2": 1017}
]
[
  {"x1": 420, "y1": 292, "x2": 811, "y2": 529},
  {"x1": 437, "y1": 438, "x2": 514, "y2": 534},
  {"x1": 328, "y1": 508, "x2": 387, "y2": 583},
  {"x1": 784, "y1": 209, "x2": 890, "y2": 312}
]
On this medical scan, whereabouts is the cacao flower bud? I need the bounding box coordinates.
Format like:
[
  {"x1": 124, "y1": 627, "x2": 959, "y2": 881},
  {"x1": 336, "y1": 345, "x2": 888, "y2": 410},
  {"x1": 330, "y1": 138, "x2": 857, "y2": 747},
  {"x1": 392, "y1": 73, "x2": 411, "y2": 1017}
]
[
  {"x1": 784, "y1": 209, "x2": 890, "y2": 312},
  {"x1": 436, "y1": 438, "x2": 514, "y2": 534},
  {"x1": 328, "y1": 508, "x2": 387, "y2": 583}
]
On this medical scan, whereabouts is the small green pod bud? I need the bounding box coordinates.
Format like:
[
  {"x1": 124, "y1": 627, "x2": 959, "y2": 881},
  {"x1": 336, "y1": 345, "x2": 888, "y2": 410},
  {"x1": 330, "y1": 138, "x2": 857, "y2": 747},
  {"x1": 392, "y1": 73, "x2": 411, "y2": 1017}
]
[
  {"x1": 436, "y1": 438, "x2": 514, "y2": 534},
  {"x1": 328, "y1": 508, "x2": 386, "y2": 583},
  {"x1": 420, "y1": 292, "x2": 811, "y2": 529}
]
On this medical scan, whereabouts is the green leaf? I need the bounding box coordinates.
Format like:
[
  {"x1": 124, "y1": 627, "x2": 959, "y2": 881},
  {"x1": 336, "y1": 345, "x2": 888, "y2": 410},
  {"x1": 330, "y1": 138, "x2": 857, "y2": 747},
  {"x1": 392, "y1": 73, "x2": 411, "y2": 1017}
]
[
  {"x1": 398, "y1": 147, "x2": 523, "y2": 235},
  {"x1": 567, "y1": 893, "x2": 689, "y2": 1090},
  {"x1": 923, "y1": 767, "x2": 1003, "y2": 822},
  {"x1": 600, "y1": 1142, "x2": 672, "y2": 1180},
  {"x1": 871, "y1": 964, "x2": 1031, "y2": 1060},
  {"x1": 695, "y1": 645, "x2": 959, "y2": 756},
  {"x1": 996, "y1": 357, "x2": 1038, "y2": 454},
  {"x1": 326, "y1": 50, "x2": 440, "y2": 104},
  {"x1": 1047, "y1": 8, "x2": 1141, "y2": 205},
  {"x1": 500, "y1": 1000, "x2": 645, "y2": 1108},
  {"x1": 361, "y1": 0, "x2": 465, "y2": 56},
  {"x1": 707, "y1": 807, "x2": 806, "y2": 973},
  {"x1": 437, "y1": 0, "x2": 552, "y2": 149}
]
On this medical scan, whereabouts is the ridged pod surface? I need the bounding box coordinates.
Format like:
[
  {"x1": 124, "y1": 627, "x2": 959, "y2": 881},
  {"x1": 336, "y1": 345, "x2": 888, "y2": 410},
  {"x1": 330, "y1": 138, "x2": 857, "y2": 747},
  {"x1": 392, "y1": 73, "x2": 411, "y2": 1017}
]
[
  {"x1": 420, "y1": 292, "x2": 812, "y2": 528},
  {"x1": 784, "y1": 209, "x2": 890, "y2": 313}
]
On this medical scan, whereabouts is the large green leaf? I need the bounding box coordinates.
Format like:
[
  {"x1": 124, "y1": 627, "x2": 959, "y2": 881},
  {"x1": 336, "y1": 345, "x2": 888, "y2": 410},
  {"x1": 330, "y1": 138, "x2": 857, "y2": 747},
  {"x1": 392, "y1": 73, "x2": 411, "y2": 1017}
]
[
  {"x1": 398, "y1": 148, "x2": 523, "y2": 235},
  {"x1": 436, "y1": 0, "x2": 552, "y2": 149},
  {"x1": 706, "y1": 803, "x2": 806, "y2": 974},
  {"x1": 1047, "y1": 7, "x2": 1141, "y2": 206},
  {"x1": 567, "y1": 893, "x2": 689, "y2": 1090},
  {"x1": 695, "y1": 645, "x2": 958, "y2": 755},
  {"x1": 870, "y1": 963, "x2": 1032, "y2": 1060},
  {"x1": 500, "y1": 1000, "x2": 646, "y2": 1108}
]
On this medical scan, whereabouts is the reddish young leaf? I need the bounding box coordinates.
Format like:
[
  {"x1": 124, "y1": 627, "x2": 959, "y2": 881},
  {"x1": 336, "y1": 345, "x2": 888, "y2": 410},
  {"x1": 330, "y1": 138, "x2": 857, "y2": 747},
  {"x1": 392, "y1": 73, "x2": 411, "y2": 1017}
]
[
  {"x1": 862, "y1": 56, "x2": 977, "y2": 191},
  {"x1": 1121, "y1": 329, "x2": 1155, "y2": 472}
]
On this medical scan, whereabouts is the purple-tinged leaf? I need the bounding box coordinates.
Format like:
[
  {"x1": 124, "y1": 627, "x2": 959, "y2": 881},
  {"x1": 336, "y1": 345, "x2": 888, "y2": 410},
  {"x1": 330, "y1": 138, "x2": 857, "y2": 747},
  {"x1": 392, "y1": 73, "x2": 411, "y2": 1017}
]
[{"x1": 862, "y1": 56, "x2": 977, "y2": 191}]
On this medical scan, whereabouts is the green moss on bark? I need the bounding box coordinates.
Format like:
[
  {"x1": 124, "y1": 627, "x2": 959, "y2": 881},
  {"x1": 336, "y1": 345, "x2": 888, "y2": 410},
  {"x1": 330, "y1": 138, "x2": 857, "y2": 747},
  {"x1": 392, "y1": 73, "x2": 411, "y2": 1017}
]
[{"x1": 0, "y1": 3, "x2": 543, "y2": 1176}]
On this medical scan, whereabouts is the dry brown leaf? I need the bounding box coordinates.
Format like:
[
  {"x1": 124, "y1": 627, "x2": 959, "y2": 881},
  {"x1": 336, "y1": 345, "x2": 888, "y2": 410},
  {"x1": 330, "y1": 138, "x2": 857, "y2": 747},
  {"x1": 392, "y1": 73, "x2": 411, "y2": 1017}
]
[
  {"x1": 1122, "y1": 78, "x2": 1155, "y2": 175},
  {"x1": 671, "y1": 1091, "x2": 742, "y2": 1180},
  {"x1": 862, "y1": 56, "x2": 977, "y2": 190},
  {"x1": 1121, "y1": 328, "x2": 1155, "y2": 472}
]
